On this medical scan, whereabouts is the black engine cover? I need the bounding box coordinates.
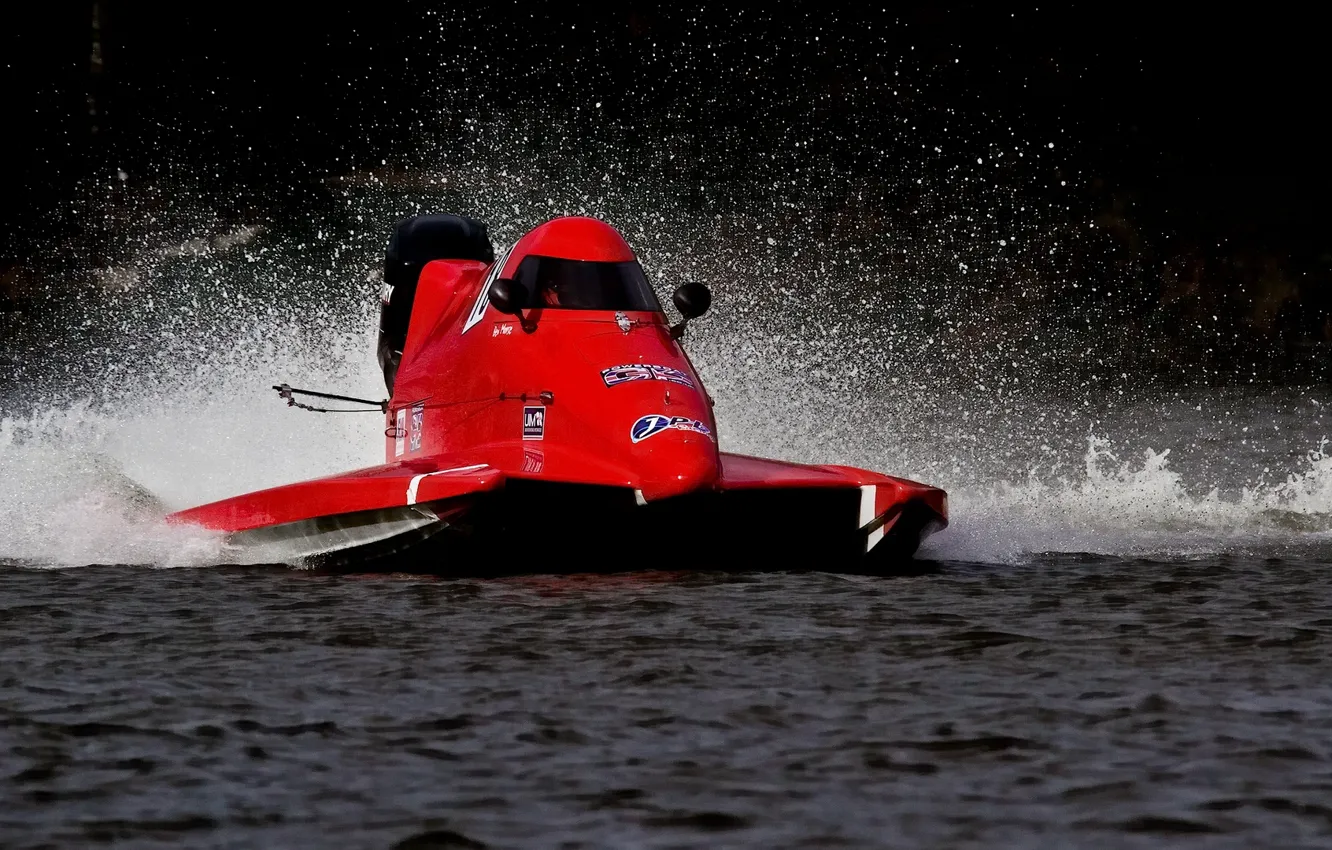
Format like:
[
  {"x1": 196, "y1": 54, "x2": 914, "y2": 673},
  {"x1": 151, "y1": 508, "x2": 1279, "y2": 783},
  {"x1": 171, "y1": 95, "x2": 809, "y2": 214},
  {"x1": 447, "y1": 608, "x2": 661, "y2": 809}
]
[{"x1": 377, "y1": 214, "x2": 494, "y2": 393}]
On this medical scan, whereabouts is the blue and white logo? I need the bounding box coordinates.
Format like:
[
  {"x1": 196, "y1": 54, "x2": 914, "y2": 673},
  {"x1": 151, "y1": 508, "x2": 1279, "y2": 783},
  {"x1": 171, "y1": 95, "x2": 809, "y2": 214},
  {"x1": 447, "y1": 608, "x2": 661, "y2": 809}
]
[{"x1": 630, "y1": 414, "x2": 713, "y2": 444}]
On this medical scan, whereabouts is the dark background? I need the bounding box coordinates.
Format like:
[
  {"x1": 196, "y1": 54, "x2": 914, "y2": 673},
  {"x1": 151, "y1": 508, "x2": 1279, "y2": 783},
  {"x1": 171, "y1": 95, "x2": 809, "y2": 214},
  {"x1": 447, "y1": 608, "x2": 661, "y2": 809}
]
[{"x1": 3, "y1": 3, "x2": 1329, "y2": 378}]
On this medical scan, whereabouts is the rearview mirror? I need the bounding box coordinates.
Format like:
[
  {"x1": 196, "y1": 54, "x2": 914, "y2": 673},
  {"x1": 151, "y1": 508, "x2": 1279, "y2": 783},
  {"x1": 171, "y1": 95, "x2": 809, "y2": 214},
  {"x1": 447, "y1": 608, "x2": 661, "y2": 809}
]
[
  {"x1": 672, "y1": 282, "x2": 712, "y2": 320},
  {"x1": 489, "y1": 278, "x2": 528, "y2": 315},
  {"x1": 669, "y1": 282, "x2": 712, "y2": 340}
]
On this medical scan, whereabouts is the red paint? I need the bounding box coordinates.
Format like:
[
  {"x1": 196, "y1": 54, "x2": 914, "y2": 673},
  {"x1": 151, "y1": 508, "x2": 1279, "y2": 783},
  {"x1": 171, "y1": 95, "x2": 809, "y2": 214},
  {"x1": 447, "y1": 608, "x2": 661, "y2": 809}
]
[
  {"x1": 168, "y1": 457, "x2": 504, "y2": 533},
  {"x1": 498, "y1": 216, "x2": 637, "y2": 273}
]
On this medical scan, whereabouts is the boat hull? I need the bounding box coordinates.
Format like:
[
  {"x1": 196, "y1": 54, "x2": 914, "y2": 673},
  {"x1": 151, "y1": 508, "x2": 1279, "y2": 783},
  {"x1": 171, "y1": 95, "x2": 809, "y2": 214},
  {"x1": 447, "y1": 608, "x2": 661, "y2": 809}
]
[{"x1": 221, "y1": 479, "x2": 946, "y2": 576}]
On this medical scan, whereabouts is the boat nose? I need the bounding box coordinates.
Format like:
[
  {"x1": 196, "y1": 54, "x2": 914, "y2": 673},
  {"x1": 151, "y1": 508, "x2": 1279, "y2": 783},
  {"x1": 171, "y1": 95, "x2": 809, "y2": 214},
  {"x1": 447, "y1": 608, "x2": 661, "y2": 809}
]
[{"x1": 634, "y1": 440, "x2": 719, "y2": 503}]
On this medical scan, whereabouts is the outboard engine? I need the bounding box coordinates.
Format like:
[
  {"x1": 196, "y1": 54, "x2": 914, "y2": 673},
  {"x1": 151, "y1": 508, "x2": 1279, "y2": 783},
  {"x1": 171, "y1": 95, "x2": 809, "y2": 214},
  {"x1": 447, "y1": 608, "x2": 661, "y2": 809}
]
[{"x1": 378, "y1": 214, "x2": 494, "y2": 393}]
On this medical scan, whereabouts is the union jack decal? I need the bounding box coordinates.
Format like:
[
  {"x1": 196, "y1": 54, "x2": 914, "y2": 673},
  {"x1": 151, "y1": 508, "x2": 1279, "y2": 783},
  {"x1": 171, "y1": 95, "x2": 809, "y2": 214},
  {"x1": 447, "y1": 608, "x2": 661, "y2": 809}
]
[{"x1": 601, "y1": 364, "x2": 695, "y2": 388}]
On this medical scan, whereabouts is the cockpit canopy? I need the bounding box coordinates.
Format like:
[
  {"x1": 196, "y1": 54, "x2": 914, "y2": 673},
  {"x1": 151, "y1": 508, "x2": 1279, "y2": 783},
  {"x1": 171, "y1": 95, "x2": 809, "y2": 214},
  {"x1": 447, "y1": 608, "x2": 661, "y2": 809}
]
[{"x1": 512, "y1": 255, "x2": 662, "y2": 312}]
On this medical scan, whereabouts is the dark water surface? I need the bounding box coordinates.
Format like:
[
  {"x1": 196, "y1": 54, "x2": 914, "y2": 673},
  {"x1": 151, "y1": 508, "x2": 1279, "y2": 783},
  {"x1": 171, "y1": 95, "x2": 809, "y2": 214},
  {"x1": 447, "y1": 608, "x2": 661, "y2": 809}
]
[{"x1": 4, "y1": 560, "x2": 1332, "y2": 848}]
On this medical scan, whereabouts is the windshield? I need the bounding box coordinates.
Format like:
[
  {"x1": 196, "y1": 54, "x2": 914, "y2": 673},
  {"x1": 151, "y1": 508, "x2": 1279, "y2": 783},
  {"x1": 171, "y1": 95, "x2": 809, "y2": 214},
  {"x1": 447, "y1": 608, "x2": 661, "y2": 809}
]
[{"x1": 512, "y1": 255, "x2": 662, "y2": 311}]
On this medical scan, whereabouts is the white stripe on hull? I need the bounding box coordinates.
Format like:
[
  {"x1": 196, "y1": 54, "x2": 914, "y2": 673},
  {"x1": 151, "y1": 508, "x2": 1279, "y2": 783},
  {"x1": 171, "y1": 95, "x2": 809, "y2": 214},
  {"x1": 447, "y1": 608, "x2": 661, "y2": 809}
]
[
  {"x1": 406, "y1": 464, "x2": 488, "y2": 505},
  {"x1": 859, "y1": 484, "x2": 883, "y2": 553}
]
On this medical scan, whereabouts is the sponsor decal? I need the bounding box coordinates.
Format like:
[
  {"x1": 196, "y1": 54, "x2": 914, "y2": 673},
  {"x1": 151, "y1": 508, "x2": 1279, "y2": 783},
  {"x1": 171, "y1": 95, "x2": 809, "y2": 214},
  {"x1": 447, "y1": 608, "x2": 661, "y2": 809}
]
[
  {"x1": 523, "y1": 405, "x2": 546, "y2": 440},
  {"x1": 409, "y1": 402, "x2": 425, "y2": 453},
  {"x1": 394, "y1": 408, "x2": 407, "y2": 457},
  {"x1": 522, "y1": 446, "x2": 545, "y2": 474},
  {"x1": 630, "y1": 413, "x2": 713, "y2": 444},
  {"x1": 601, "y1": 364, "x2": 695, "y2": 389},
  {"x1": 379, "y1": 281, "x2": 394, "y2": 306},
  {"x1": 462, "y1": 245, "x2": 514, "y2": 335},
  {"x1": 491, "y1": 323, "x2": 514, "y2": 337}
]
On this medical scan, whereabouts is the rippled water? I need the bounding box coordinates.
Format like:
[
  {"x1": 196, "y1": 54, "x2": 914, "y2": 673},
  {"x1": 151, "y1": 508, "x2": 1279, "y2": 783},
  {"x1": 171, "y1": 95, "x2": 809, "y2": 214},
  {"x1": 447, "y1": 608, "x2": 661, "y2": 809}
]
[{"x1": 5, "y1": 560, "x2": 1332, "y2": 848}]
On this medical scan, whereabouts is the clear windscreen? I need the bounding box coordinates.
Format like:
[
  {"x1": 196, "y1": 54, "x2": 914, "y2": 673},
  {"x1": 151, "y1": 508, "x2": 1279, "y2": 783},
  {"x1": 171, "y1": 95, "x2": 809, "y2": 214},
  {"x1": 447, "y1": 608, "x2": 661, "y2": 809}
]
[{"x1": 512, "y1": 256, "x2": 662, "y2": 311}]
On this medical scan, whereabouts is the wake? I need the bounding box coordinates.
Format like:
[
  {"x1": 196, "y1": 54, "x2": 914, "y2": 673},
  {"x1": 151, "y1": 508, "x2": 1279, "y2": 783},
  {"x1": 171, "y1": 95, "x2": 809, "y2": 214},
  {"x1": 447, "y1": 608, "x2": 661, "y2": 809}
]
[
  {"x1": 929, "y1": 437, "x2": 1332, "y2": 563},
  {"x1": 5, "y1": 388, "x2": 1331, "y2": 568}
]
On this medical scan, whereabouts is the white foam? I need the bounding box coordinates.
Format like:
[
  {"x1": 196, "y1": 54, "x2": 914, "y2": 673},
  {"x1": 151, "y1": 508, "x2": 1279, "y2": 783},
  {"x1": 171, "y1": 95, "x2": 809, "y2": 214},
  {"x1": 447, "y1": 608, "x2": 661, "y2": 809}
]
[
  {"x1": 924, "y1": 436, "x2": 1332, "y2": 563},
  {"x1": 0, "y1": 402, "x2": 223, "y2": 567},
  {"x1": 1, "y1": 263, "x2": 387, "y2": 567}
]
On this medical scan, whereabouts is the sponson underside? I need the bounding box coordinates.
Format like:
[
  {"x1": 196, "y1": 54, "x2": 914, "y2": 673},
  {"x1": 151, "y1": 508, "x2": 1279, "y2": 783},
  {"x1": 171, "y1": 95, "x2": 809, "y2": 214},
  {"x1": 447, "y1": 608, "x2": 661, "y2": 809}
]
[{"x1": 224, "y1": 480, "x2": 945, "y2": 576}]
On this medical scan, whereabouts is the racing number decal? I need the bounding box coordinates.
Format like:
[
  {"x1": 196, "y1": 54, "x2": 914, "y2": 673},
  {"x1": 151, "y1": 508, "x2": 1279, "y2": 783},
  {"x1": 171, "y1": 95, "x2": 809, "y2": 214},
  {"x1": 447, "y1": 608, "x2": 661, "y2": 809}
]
[{"x1": 409, "y1": 402, "x2": 425, "y2": 453}]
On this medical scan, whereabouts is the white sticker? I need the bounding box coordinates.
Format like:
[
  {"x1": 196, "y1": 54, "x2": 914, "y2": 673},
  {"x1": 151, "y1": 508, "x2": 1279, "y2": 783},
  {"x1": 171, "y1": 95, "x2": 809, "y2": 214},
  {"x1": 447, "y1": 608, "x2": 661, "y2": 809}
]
[
  {"x1": 394, "y1": 408, "x2": 407, "y2": 457},
  {"x1": 462, "y1": 245, "x2": 513, "y2": 335}
]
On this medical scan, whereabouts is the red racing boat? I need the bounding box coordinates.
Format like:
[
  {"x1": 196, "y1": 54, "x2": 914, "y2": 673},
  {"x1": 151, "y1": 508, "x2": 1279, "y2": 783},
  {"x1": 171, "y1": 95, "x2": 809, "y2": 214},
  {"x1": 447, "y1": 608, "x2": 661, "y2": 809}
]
[{"x1": 167, "y1": 214, "x2": 947, "y2": 573}]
